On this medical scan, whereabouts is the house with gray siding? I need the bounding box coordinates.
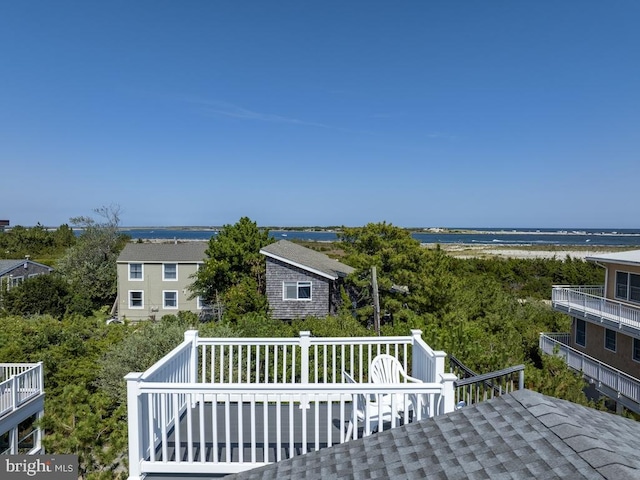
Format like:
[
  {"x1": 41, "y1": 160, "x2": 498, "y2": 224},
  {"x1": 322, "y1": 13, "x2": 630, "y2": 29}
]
[
  {"x1": 0, "y1": 258, "x2": 53, "y2": 290},
  {"x1": 116, "y1": 242, "x2": 208, "y2": 322},
  {"x1": 260, "y1": 240, "x2": 354, "y2": 320}
]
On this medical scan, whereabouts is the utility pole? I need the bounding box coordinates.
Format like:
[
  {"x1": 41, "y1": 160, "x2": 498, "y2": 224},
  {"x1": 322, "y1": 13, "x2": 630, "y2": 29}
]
[{"x1": 371, "y1": 266, "x2": 380, "y2": 336}]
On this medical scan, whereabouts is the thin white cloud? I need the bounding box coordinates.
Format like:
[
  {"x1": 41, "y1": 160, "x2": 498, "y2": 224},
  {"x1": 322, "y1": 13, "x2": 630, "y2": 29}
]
[
  {"x1": 186, "y1": 98, "x2": 333, "y2": 129},
  {"x1": 178, "y1": 96, "x2": 375, "y2": 135},
  {"x1": 427, "y1": 132, "x2": 457, "y2": 140}
]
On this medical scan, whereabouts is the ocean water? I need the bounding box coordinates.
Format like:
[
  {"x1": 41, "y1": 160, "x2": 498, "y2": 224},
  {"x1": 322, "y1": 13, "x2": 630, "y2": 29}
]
[{"x1": 119, "y1": 228, "x2": 640, "y2": 247}]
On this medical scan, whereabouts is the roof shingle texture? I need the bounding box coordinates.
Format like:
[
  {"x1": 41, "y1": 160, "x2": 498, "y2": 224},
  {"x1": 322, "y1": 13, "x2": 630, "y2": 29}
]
[
  {"x1": 260, "y1": 240, "x2": 354, "y2": 279},
  {"x1": 225, "y1": 389, "x2": 640, "y2": 480},
  {"x1": 117, "y1": 242, "x2": 208, "y2": 263},
  {"x1": 0, "y1": 259, "x2": 51, "y2": 276},
  {"x1": 0, "y1": 260, "x2": 27, "y2": 276}
]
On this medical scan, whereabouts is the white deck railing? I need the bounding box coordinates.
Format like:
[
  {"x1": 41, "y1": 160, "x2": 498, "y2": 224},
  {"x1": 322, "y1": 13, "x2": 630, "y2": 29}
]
[
  {"x1": 0, "y1": 363, "x2": 44, "y2": 419},
  {"x1": 539, "y1": 333, "x2": 640, "y2": 408},
  {"x1": 126, "y1": 330, "x2": 456, "y2": 480},
  {"x1": 552, "y1": 285, "x2": 640, "y2": 333}
]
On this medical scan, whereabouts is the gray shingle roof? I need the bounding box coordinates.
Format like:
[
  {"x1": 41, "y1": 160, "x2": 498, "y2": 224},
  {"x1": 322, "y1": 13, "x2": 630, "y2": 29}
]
[
  {"x1": 117, "y1": 242, "x2": 208, "y2": 263},
  {"x1": 586, "y1": 249, "x2": 640, "y2": 266},
  {"x1": 260, "y1": 240, "x2": 354, "y2": 280},
  {"x1": 225, "y1": 389, "x2": 640, "y2": 480},
  {"x1": 0, "y1": 259, "x2": 52, "y2": 276},
  {"x1": 0, "y1": 260, "x2": 25, "y2": 276}
]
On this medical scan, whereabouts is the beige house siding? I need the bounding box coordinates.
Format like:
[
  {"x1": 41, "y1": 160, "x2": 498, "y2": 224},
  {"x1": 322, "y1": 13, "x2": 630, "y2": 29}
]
[
  {"x1": 603, "y1": 261, "x2": 640, "y2": 302},
  {"x1": 117, "y1": 261, "x2": 202, "y2": 322},
  {"x1": 570, "y1": 317, "x2": 640, "y2": 379}
]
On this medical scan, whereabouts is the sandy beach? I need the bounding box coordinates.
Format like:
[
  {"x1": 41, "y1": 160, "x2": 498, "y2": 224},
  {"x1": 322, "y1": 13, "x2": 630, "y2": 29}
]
[{"x1": 434, "y1": 244, "x2": 631, "y2": 260}]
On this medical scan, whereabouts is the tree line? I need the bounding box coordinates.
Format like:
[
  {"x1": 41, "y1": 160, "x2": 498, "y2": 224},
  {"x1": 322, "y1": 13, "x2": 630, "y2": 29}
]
[{"x1": 0, "y1": 214, "x2": 607, "y2": 478}]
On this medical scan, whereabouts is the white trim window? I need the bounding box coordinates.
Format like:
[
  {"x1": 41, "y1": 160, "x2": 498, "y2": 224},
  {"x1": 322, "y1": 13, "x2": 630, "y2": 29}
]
[
  {"x1": 615, "y1": 271, "x2": 640, "y2": 303},
  {"x1": 604, "y1": 328, "x2": 616, "y2": 352},
  {"x1": 129, "y1": 263, "x2": 143, "y2": 281},
  {"x1": 10, "y1": 276, "x2": 24, "y2": 288},
  {"x1": 129, "y1": 290, "x2": 144, "y2": 309},
  {"x1": 163, "y1": 290, "x2": 178, "y2": 309},
  {"x1": 163, "y1": 263, "x2": 177, "y2": 281},
  {"x1": 575, "y1": 318, "x2": 586, "y2": 347},
  {"x1": 283, "y1": 281, "x2": 312, "y2": 301}
]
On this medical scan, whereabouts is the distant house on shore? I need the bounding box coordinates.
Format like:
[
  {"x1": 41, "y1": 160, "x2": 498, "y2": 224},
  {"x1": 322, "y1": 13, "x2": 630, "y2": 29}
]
[
  {"x1": 260, "y1": 240, "x2": 354, "y2": 320},
  {"x1": 115, "y1": 242, "x2": 208, "y2": 322},
  {"x1": 0, "y1": 258, "x2": 53, "y2": 290},
  {"x1": 0, "y1": 220, "x2": 9, "y2": 232}
]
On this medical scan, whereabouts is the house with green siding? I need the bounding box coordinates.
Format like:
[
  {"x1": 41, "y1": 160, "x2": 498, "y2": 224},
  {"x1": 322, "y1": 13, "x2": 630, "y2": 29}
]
[{"x1": 116, "y1": 242, "x2": 207, "y2": 322}]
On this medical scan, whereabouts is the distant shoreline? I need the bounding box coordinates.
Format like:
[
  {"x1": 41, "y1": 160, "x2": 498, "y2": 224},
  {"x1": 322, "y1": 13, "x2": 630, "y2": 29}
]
[{"x1": 117, "y1": 226, "x2": 640, "y2": 237}]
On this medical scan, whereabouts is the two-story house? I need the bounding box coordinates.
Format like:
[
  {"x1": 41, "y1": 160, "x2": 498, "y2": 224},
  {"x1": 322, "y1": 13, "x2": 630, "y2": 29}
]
[
  {"x1": 541, "y1": 249, "x2": 640, "y2": 413},
  {"x1": 116, "y1": 242, "x2": 208, "y2": 322}
]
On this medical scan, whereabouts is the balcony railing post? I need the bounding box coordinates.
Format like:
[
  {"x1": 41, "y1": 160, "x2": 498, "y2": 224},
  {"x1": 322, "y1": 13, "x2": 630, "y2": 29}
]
[
  {"x1": 11, "y1": 375, "x2": 17, "y2": 412},
  {"x1": 519, "y1": 369, "x2": 525, "y2": 390},
  {"x1": 299, "y1": 331, "x2": 310, "y2": 385},
  {"x1": 433, "y1": 351, "x2": 447, "y2": 384},
  {"x1": 439, "y1": 373, "x2": 458, "y2": 414},
  {"x1": 38, "y1": 361, "x2": 43, "y2": 395},
  {"x1": 125, "y1": 372, "x2": 144, "y2": 480},
  {"x1": 184, "y1": 330, "x2": 199, "y2": 384},
  {"x1": 410, "y1": 329, "x2": 424, "y2": 379}
]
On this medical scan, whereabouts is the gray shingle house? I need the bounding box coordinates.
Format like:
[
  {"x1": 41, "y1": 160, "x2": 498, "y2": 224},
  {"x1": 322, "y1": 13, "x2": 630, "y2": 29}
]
[
  {"x1": 260, "y1": 240, "x2": 354, "y2": 320},
  {"x1": 0, "y1": 258, "x2": 53, "y2": 290},
  {"x1": 225, "y1": 389, "x2": 640, "y2": 479},
  {"x1": 116, "y1": 242, "x2": 208, "y2": 322}
]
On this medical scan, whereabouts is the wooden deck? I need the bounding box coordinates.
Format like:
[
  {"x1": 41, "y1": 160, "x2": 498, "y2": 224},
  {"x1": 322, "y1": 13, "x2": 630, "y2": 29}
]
[
  {"x1": 157, "y1": 401, "x2": 353, "y2": 463},
  {"x1": 145, "y1": 401, "x2": 360, "y2": 479}
]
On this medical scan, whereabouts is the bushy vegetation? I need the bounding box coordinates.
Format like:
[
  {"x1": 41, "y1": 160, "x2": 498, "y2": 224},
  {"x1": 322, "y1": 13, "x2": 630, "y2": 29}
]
[
  {"x1": 0, "y1": 218, "x2": 607, "y2": 478},
  {"x1": 0, "y1": 223, "x2": 75, "y2": 263}
]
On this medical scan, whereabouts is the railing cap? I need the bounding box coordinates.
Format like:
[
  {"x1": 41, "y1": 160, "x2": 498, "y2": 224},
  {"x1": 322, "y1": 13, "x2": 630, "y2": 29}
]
[{"x1": 184, "y1": 330, "x2": 199, "y2": 341}]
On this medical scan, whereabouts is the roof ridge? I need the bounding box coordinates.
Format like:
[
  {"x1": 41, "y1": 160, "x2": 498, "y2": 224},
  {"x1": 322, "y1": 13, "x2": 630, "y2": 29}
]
[{"x1": 511, "y1": 390, "x2": 638, "y2": 479}]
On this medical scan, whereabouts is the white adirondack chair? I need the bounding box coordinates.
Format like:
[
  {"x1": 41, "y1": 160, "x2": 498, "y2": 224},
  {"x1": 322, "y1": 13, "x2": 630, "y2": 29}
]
[
  {"x1": 369, "y1": 354, "x2": 423, "y2": 420},
  {"x1": 343, "y1": 371, "x2": 394, "y2": 440}
]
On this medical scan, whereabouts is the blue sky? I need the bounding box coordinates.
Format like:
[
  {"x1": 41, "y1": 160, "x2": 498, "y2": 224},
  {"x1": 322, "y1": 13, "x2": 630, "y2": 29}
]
[{"x1": 2, "y1": 1, "x2": 639, "y2": 228}]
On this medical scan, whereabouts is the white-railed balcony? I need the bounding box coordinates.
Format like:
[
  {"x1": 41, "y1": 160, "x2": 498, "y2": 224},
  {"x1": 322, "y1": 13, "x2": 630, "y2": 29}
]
[
  {"x1": 552, "y1": 285, "x2": 640, "y2": 336},
  {"x1": 125, "y1": 330, "x2": 459, "y2": 480},
  {"x1": 0, "y1": 362, "x2": 45, "y2": 455},
  {"x1": 539, "y1": 333, "x2": 640, "y2": 414}
]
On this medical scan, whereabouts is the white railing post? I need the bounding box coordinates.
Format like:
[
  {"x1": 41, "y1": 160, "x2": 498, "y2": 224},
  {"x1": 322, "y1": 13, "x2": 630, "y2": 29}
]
[
  {"x1": 9, "y1": 425, "x2": 17, "y2": 454},
  {"x1": 184, "y1": 330, "x2": 199, "y2": 384},
  {"x1": 125, "y1": 372, "x2": 144, "y2": 480},
  {"x1": 11, "y1": 375, "x2": 17, "y2": 412},
  {"x1": 439, "y1": 373, "x2": 457, "y2": 414},
  {"x1": 433, "y1": 351, "x2": 447, "y2": 384},
  {"x1": 519, "y1": 369, "x2": 525, "y2": 390},
  {"x1": 38, "y1": 362, "x2": 43, "y2": 396},
  {"x1": 299, "y1": 331, "x2": 310, "y2": 385},
  {"x1": 410, "y1": 329, "x2": 422, "y2": 378}
]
